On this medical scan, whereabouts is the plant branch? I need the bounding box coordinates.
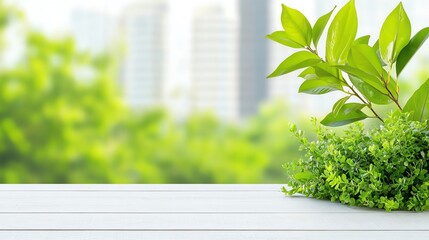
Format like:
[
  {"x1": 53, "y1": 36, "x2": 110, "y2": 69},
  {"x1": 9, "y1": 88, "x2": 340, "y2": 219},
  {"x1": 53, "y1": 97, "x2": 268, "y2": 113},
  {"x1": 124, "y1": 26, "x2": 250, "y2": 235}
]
[
  {"x1": 337, "y1": 70, "x2": 384, "y2": 123},
  {"x1": 305, "y1": 46, "x2": 318, "y2": 56},
  {"x1": 386, "y1": 86, "x2": 403, "y2": 110},
  {"x1": 304, "y1": 47, "x2": 384, "y2": 123},
  {"x1": 348, "y1": 84, "x2": 384, "y2": 123},
  {"x1": 382, "y1": 74, "x2": 403, "y2": 111}
]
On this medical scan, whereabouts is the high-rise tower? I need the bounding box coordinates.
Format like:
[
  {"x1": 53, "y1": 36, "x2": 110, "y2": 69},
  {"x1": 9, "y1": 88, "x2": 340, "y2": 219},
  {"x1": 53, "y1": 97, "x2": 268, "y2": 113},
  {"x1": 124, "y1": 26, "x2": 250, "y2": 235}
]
[
  {"x1": 122, "y1": 1, "x2": 167, "y2": 108},
  {"x1": 191, "y1": 5, "x2": 239, "y2": 120},
  {"x1": 238, "y1": 0, "x2": 269, "y2": 117}
]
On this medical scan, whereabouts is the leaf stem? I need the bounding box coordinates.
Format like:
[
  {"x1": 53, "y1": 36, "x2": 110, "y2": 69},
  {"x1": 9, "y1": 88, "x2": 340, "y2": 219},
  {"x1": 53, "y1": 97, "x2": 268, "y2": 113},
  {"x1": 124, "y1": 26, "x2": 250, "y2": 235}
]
[
  {"x1": 305, "y1": 46, "x2": 319, "y2": 56},
  {"x1": 349, "y1": 85, "x2": 384, "y2": 123},
  {"x1": 336, "y1": 70, "x2": 384, "y2": 123},
  {"x1": 382, "y1": 66, "x2": 402, "y2": 111},
  {"x1": 305, "y1": 47, "x2": 384, "y2": 123},
  {"x1": 392, "y1": 97, "x2": 403, "y2": 110}
]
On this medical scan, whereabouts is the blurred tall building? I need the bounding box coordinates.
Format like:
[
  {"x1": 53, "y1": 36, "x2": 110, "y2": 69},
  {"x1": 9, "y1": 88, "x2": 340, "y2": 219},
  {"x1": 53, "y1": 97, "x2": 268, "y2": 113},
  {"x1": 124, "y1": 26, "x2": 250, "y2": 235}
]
[
  {"x1": 71, "y1": 9, "x2": 115, "y2": 53},
  {"x1": 238, "y1": 0, "x2": 269, "y2": 117},
  {"x1": 122, "y1": 1, "x2": 167, "y2": 108},
  {"x1": 191, "y1": 5, "x2": 239, "y2": 120}
]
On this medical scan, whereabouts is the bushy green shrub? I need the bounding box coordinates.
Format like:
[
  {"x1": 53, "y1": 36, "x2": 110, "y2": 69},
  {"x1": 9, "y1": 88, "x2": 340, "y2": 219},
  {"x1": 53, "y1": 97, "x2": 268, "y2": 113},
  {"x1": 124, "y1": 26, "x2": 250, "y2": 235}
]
[{"x1": 285, "y1": 113, "x2": 429, "y2": 211}]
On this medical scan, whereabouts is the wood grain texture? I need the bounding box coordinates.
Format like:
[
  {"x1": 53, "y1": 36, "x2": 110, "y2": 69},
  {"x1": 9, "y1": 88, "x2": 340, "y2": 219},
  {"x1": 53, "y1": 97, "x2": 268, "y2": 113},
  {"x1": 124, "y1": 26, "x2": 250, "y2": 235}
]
[
  {"x1": 0, "y1": 191, "x2": 362, "y2": 213},
  {"x1": 0, "y1": 184, "x2": 427, "y2": 239},
  {"x1": 0, "y1": 231, "x2": 428, "y2": 240},
  {"x1": 1, "y1": 213, "x2": 428, "y2": 230}
]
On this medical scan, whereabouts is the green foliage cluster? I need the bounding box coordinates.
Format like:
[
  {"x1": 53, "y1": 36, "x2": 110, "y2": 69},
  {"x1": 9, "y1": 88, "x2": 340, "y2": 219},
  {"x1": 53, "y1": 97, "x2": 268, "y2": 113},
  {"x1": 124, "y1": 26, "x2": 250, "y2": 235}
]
[
  {"x1": 268, "y1": 0, "x2": 429, "y2": 127},
  {"x1": 0, "y1": 31, "x2": 126, "y2": 182},
  {"x1": 285, "y1": 113, "x2": 429, "y2": 211}
]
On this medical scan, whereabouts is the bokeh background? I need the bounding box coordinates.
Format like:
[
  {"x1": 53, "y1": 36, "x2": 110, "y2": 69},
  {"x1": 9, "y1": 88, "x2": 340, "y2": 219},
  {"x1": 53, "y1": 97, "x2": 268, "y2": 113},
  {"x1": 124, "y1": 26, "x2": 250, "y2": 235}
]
[{"x1": 0, "y1": 0, "x2": 428, "y2": 183}]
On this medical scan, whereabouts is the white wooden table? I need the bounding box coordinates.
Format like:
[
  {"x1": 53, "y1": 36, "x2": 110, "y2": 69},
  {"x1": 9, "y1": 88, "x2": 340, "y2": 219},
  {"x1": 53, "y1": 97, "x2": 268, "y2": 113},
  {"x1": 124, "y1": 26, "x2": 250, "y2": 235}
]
[{"x1": 0, "y1": 184, "x2": 428, "y2": 239}]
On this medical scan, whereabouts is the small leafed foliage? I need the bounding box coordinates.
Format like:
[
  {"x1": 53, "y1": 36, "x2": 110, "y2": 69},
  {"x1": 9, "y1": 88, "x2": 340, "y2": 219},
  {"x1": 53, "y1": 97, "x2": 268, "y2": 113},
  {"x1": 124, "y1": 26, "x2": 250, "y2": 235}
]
[
  {"x1": 268, "y1": 1, "x2": 429, "y2": 211},
  {"x1": 286, "y1": 113, "x2": 429, "y2": 211}
]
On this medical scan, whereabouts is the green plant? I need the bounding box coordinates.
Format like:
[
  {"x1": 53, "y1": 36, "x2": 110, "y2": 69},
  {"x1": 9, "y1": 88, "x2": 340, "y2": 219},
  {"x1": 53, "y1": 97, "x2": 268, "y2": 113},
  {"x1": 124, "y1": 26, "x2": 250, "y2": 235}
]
[
  {"x1": 269, "y1": 1, "x2": 429, "y2": 211},
  {"x1": 286, "y1": 113, "x2": 429, "y2": 211},
  {"x1": 268, "y1": 0, "x2": 429, "y2": 126}
]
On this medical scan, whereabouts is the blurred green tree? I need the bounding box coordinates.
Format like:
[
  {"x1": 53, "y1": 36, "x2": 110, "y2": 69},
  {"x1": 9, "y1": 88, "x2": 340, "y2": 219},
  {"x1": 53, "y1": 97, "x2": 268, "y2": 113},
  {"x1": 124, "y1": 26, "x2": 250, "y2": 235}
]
[
  {"x1": 0, "y1": 1, "x2": 304, "y2": 183},
  {"x1": 0, "y1": 31, "x2": 126, "y2": 182}
]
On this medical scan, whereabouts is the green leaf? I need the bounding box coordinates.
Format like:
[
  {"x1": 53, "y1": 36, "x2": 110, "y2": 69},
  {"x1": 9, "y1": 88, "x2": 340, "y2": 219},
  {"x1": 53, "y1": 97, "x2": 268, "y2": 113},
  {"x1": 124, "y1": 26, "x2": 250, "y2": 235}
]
[
  {"x1": 372, "y1": 40, "x2": 388, "y2": 67},
  {"x1": 348, "y1": 75, "x2": 392, "y2": 105},
  {"x1": 372, "y1": 40, "x2": 379, "y2": 50},
  {"x1": 299, "y1": 78, "x2": 343, "y2": 95},
  {"x1": 336, "y1": 65, "x2": 387, "y2": 94},
  {"x1": 298, "y1": 67, "x2": 316, "y2": 79},
  {"x1": 312, "y1": 6, "x2": 336, "y2": 48},
  {"x1": 397, "y1": 27, "x2": 429, "y2": 76},
  {"x1": 281, "y1": 4, "x2": 312, "y2": 47},
  {"x1": 403, "y1": 78, "x2": 429, "y2": 121},
  {"x1": 379, "y1": 2, "x2": 411, "y2": 64},
  {"x1": 294, "y1": 171, "x2": 312, "y2": 181},
  {"x1": 267, "y1": 51, "x2": 322, "y2": 78},
  {"x1": 266, "y1": 31, "x2": 303, "y2": 48},
  {"x1": 326, "y1": 0, "x2": 358, "y2": 64},
  {"x1": 333, "y1": 96, "x2": 351, "y2": 116},
  {"x1": 321, "y1": 103, "x2": 368, "y2": 127},
  {"x1": 353, "y1": 35, "x2": 371, "y2": 45},
  {"x1": 348, "y1": 44, "x2": 383, "y2": 77},
  {"x1": 313, "y1": 62, "x2": 340, "y2": 79},
  {"x1": 298, "y1": 63, "x2": 344, "y2": 94}
]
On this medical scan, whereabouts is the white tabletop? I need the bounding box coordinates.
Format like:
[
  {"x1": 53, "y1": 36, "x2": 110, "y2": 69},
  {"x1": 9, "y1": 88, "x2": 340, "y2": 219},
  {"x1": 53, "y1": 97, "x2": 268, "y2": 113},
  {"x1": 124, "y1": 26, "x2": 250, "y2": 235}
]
[{"x1": 0, "y1": 184, "x2": 428, "y2": 240}]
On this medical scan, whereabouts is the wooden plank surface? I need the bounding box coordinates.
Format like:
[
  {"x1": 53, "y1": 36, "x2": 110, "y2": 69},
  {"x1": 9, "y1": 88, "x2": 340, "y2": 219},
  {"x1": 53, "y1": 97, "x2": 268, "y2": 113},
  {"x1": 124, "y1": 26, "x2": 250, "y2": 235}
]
[
  {"x1": 0, "y1": 213, "x2": 428, "y2": 230},
  {"x1": 0, "y1": 184, "x2": 427, "y2": 240},
  {"x1": 0, "y1": 191, "x2": 364, "y2": 213},
  {"x1": 1, "y1": 231, "x2": 428, "y2": 240}
]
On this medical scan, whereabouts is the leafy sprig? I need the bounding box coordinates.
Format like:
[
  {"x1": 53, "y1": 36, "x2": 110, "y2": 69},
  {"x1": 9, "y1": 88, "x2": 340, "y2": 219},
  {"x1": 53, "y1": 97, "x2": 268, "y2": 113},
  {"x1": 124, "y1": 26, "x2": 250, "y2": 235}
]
[{"x1": 267, "y1": 0, "x2": 429, "y2": 127}]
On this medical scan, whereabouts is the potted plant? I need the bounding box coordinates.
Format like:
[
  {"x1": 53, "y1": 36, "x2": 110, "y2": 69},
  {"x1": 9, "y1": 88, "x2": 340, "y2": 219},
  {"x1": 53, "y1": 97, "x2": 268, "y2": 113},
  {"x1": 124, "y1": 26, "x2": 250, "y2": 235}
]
[{"x1": 267, "y1": 0, "x2": 429, "y2": 211}]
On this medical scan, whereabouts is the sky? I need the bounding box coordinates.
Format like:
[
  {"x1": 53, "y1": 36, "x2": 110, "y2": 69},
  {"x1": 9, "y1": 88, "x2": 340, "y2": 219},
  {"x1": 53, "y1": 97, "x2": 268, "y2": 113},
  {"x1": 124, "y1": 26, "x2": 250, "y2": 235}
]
[
  {"x1": 14, "y1": 0, "x2": 239, "y2": 34},
  {"x1": 15, "y1": 0, "x2": 134, "y2": 35}
]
